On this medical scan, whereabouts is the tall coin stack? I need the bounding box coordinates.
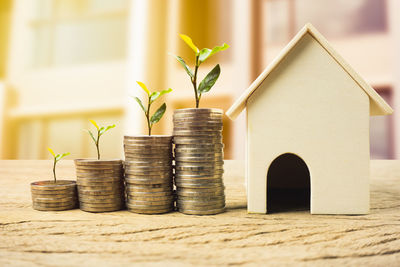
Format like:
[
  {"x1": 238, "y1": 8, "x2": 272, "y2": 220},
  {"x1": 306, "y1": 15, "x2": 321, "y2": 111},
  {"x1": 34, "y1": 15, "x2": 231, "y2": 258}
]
[
  {"x1": 74, "y1": 159, "x2": 125, "y2": 212},
  {"x1": 173, "y1": 108, "x2": 225, "y2": 215},
  {"x1": 123, "y1": 136, "x2": 174, "y2": 214},
  {"x1": 31, "y1": 180, "x2": 78, "y2": 211}
]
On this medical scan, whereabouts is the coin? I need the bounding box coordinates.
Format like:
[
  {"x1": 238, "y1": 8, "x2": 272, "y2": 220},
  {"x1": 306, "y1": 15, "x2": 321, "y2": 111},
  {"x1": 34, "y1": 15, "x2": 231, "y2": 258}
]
[
  {"x1": 32, "y1": 196, "x2": 77, "y2": 203},
  {"x1": 124, "y1": 135, "x2": 172, "y2": 142},
  {"x1": 80, "y1": 197, "x2": 123, "y2": 204},
  {"x1": 126, "y1": 202, "x2": 174, "y2": 210},
  {"x1": 78, "y1": 188, "x2": 122, "y2": 196},
  {"x1": 31, "y1": 189, "x2": 76, "y2": 197},
  {"x1": 33, "y1": 202, "x2": 77, "y2": 211},
  {"x1": 127, "y1": 207, "x2": 173, "y2": 214},
  {"x1": 176, "y1": 190, "x2": 224, "y2": 198},
  {"x1": 126, "y1": 190, "x2": 173, "y2": 197},
  {"x1": 30, "y1": 180, "x2": 77, "y2": 191},
  {"x1": 126, "y1": 185, "x2": 173, "y2": 193},
  {"x1": 178, "y1": 207, "x2": 225, "y2": 215},
  {"x1": 74, "y1": 159, "x2": 122, "y2": 166},
  {"x1": 79, "y1": 203, "x2": 123, "y2": 213}
]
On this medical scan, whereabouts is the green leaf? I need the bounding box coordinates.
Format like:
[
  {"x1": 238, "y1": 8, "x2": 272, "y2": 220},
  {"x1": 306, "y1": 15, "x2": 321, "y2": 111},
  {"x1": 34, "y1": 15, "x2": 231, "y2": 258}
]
[
  {"x1": 55, "y1": 152, "x2": 70, "y2": 162},
  {"x1": 84, "y1": 129, "x2": 97, "y2": 144},
  {"x1": 199, "y1": 43, "x2": 229, "y2": 63},
  {"x1": 99, "y1": 124, "x2": 115, "y2": 136},
  {"x1": 136, "y1": 81, "x2": 150, "y2": 96},
  {"x1": 210, "y1": 43, "x2": 229, "y2": 57},
  {"x1": 132, "y1": 96, "x2": 147, "y2": 113},
  {"x1": 179, "y1": 34, "x2": 199, "y2": 54},
  {"x1": 198, "y1": 64, "x2": 221, "y2": 95},
  {"x1": 199, "y1": 48, "x2": 212, "y2": 62},
  {"x1": 159, "y1": 88, "x2": 172, "y2": 98},
  {"x1": 149, "y1": 92, "x2": 160, "y2": 104},
  {"x1": 172, "y1": 55, "x2": 193, "y2": 78},
  {"x1": 89, "y1": 120, "x2": 99, "y2": 130},
  {"x1": 47, "y1": 147, "x2": 55, "y2": 157},
  {"x1": 150, "y1": 103, "x2": 166, "y2": 125}
]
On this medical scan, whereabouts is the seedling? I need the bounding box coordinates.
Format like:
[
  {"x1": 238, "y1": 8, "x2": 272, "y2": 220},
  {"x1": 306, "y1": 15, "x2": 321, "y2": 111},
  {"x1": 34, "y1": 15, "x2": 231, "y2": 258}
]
[
  {"x1": 84, "y1": 120, "x2": 115, "y2": 160},
  {"x1": 171, "y1": 34, "x2": 229, "y2": 108},
  {"x1": 133, "y1": 81, "x2": 172, "y2": 136},
  {"x1": 47, "y1": 148, "x2": 70, "y2": 183}
]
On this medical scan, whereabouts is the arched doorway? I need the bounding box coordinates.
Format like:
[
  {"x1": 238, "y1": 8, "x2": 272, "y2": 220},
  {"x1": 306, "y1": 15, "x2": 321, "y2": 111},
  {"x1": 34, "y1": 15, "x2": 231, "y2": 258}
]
[{"x1": 267, "y1": 153, "x2": 310, "y2": 213}]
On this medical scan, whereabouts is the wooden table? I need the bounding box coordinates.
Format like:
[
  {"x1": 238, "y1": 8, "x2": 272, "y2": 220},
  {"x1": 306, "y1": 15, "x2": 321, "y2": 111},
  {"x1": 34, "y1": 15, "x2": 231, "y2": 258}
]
[{"x1": 0, "y1": 160, "x2": 399, "y2": 266}]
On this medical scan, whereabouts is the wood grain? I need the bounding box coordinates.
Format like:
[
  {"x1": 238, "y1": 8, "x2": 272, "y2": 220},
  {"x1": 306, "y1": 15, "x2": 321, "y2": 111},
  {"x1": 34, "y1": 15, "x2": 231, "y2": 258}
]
[{"x1": 0, "y1": 160, "x2": 399, "y2": 266}]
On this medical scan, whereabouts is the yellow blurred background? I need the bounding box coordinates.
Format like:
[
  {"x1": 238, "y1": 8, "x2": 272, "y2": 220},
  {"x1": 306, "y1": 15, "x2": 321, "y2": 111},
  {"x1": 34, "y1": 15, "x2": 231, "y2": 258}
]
[{"x1": 0, "y1": 0, "x2": 398, "y2": 160}]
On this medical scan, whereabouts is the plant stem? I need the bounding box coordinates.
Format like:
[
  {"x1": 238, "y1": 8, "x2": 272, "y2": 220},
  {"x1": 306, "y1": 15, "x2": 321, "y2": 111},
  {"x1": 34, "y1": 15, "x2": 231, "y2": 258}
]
[
  {"x1": 96, "y1": 130, "x2": 100, "y2": 160},
  {"x1": 52, "y1": 158, "x2": 57, "y2": 183},
  {"x1": 192, "y1": 55, "x2": 200, "y2": 108},
  {"x1": 146, "y1": 95, "x2": 152, "y2": 136}
]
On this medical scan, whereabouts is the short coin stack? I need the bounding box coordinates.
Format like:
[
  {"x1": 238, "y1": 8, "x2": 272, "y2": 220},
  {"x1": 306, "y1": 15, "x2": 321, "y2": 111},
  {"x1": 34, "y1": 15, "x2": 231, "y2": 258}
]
[
  {"x1": 173, "y1": 108, "x2": 225, "y2": 215},
  {"x1": 124, "y1": 136, "x2": 174, "y2": 214},
  {"x1": 74, "y1": 159, "x2": 124, "y2": 212},
  {"x1": 31, "y1": 180, "x2": 78, "y2": 211}
]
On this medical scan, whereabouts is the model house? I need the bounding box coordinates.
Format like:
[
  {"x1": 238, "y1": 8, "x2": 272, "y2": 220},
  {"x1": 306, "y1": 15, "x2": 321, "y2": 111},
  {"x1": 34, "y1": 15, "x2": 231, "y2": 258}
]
[{"x1": 226, "y1": 23, "x2": 393, "y2": 215}]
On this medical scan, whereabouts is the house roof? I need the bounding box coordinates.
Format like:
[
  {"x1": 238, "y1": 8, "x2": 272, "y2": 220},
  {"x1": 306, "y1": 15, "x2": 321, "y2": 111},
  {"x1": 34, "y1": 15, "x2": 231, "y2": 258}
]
[{"x1": 226, "y1": 23, "x2": 393, "y2": 120}]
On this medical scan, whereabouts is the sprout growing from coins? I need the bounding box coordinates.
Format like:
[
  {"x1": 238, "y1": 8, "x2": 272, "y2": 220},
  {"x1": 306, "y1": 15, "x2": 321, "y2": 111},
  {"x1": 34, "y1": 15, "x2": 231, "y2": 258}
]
[
  {"x1": 47, "y1": 148, "x2": 70, "y2": 183},
  {"x1": 133, "y1": 81, "x2": 172, "y2": 136},
  {"x1": 84, "y1": 120, "x2": 115, "y2": 160},
  {"x1": 171, "y1": 34, "x2": 229, "y2": 108}
]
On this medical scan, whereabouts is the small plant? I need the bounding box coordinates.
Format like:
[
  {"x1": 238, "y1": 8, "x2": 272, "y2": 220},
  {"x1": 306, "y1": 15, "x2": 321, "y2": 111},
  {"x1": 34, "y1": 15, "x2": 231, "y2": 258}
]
[
  {"x1": 47, "y1": 148, "x2": 70, "y2": 183},
  {"x1": 133, "y1": 81, "x2": 172, "y2": 136},
  {"x1": 84, "y1": 120, "x2": 115, "y2": 160},
  {"x1": 171, "y1": 34, "x2": 229, "y2": 108}
]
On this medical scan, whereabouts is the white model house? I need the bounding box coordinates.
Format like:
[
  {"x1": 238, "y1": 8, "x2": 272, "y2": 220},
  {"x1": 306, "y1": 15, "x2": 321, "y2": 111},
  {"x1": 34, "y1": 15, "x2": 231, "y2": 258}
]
[{"x1": 226, "y1": 23, "x2": 393, "y2": 215}]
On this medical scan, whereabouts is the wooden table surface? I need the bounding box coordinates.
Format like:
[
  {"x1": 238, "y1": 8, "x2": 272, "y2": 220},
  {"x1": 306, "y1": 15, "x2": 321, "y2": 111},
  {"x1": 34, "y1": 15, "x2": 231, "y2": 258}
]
[{"x1": 0, "y1": 160, "x2": 399, "y2": 266}]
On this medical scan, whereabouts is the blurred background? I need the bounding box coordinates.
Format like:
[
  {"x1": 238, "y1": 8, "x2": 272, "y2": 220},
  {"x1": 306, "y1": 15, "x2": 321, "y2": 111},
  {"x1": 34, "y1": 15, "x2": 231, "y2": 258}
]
[{"x1": 0, "y1": 0, "x2": 398, "y2": 160}]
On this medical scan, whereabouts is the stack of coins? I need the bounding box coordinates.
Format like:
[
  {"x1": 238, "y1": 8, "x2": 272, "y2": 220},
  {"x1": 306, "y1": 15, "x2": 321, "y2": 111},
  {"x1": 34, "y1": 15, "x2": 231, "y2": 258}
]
[
  {"x1": 74, "y1": 159, "x2": 124, "y2": 212},
  {"x1": 31, "y1": 180, "x2": 78, "y2": 211},
  {"x1": 124, "y1": 136, "x2": 174, "y2": 214},
  {"x1": 173, "y1": 108, "x2": 225, "y2": 215}
]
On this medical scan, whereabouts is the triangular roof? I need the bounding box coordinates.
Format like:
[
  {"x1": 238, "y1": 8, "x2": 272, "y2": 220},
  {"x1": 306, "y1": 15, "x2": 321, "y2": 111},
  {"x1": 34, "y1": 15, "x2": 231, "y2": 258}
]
[{"x1": 226, "y1": 23, "x2": 393, "y2": 120}]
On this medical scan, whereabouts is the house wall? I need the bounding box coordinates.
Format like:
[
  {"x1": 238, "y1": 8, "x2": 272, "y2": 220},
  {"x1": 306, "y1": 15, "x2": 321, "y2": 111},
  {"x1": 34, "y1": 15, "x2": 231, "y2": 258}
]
[{"x1": 246, "y1": 33, "x2": 370, "y2": 214}]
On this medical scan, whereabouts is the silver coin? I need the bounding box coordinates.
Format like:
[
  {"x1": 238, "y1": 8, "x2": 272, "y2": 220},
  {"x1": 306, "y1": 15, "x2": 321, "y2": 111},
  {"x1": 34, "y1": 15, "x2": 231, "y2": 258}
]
[
  {"x1": 32, "y1": 196, "x2": 77, "y2": 203},
  {"x1": 74, "y1": 159, "x2": 122, "y2": 165},
  {"x1": 123, "y1": 161, "x2": 172, "y2": 168},
  {"x1": 78, "y1": 193, "x2": 123, "y2": 200},
  {"x1": 176, "y1": 185, "x2": 225, "y2": 193},
  {"x1": 178, "y1": 194, "x2": 225, "y2": 201},
  {"x1": 175, "y1": 183, "x2": 224, "y2": 189},
  {"x1": 127, "y1": 198, "x2": 173, "y2": 205},
  {"x1": 175, "y1": 143, "x2": 224, "y2": 150},
  {"x1": 76, "y1": 176, "x2": 122, "y2": 182},
  {"x1": 33, "y1": 202, "x2": 77, "y2": 211},
  {"x1": 32, "y1": 200, "x2": 78, "y2": 208},
  {"x1": 31, "y1": 189, "x2": 76, "y2": 197},
  {"x1": 127, "y1": 194, "x2": 174, "y2": 201},
  {"x1": 77, "y1": 185, "x2": 124, "y2": 191},
  {"x1": 79, "y1": 203, "x2": 123, "y2": 213},
  {"x1": 30, "y1": 180, "x2": 76, "y2": 191},
  {"x1": 178, "y1": 207, "x2": 225, "y2": 215},
  {"x1": 126, "y1": 185, "x2": 173, "y2": 193},
  {"x1": 176, "y1": 190, "x2": 224, "y2": 198},
  {"x1": 175, "y1": 178, "x2": 224, "y2": 185},
  {"x1": 127, "y1": 207, "x2": 173, "y2": 214},
  {"x1": 126, "y1": 190, "x2": 173, "y2": 197},
  {"x1": 173, "y1": 139, "x2": 222, "y2": 145},
  {"x1": 174, "y1": 157, "x2": 223, "y2": 163},
  {"x1": 125, "y1": 179, "x2": 172, "y2": 186},
  {"x1": 78, "y1": 188, "x2": 122, "y2": 196},
  {"x1": 125, "y1": 172, "x2": 172, "y2": 179},
  {"x1": 177, "y1": 200, "x2": 225, "y2": 208},
  {"x1": 126, "y1": 202, "x2": 174, "y2": 210},
  {"x1": 80, "y1": 197, "x2": 124, "y2": 205},
  {"x1": 77, "y1": 181, "x2": 123, "y2": 188},
  {"x1": 124, "y1": 135, "x2": 172, "y2": 142}
]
